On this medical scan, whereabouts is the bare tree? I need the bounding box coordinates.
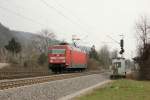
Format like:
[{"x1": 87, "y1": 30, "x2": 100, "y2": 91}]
[
  {"x1": 111, "y1": 49, "x2": 118, "y2": 59},
  {"x1": 136, "y1": 16, "x2": 150, "y2": 60},
  {"x1": 136, "y1": 16, "x2": 150, "y2": 48},
  {"x1": 40, "y1": 29, "x2": 56, "y2": 53},
  {"x1": 135, "y1": 15, "x2": 150, "y2": 80},
  {"x1": 32, "y1": 29, "x2": 56, "y2": 54},
  {"x1": 98, "y1": 45, "x2": 111, "y2": 68}
]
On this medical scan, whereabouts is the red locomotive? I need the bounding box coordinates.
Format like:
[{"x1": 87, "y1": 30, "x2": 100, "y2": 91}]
[{"x1": 48, "y1": 43, "x2": 88, "y2": 73}]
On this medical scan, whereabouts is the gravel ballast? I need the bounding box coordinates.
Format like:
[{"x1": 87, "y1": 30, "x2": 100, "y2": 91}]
[{"x1": 0, "y1": 73, "x2": 108, "y2": 100}]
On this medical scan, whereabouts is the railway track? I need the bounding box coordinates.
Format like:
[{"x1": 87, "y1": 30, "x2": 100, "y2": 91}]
[
  {"x1": 0, "y1": 72, "x2": 50, "y2": 80},
  {"x1": 0, "y1": 71, "x2": 103, "y2": 90}
]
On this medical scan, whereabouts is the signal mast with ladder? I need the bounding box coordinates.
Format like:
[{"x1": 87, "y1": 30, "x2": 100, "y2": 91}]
[{"x1": 110, "y1": 34, "x2": 126, "y2": 79}]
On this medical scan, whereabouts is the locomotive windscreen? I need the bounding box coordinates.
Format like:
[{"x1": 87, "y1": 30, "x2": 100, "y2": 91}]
[{"x1": 49, "y1": 49, "x2": 65, "y2": 54}]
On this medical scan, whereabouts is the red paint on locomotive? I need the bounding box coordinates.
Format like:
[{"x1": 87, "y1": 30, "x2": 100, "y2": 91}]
[{"x1": 48, "y1": 44, "x2": 88, "y2": 73}]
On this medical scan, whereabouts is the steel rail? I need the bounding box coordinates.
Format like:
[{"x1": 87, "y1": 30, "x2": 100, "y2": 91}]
[{"x1": 0, "y1": 71, "x2": 102, "y2": 90}]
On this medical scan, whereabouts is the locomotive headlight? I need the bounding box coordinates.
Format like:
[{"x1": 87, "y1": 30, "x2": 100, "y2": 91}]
[
  {"x1": 59, "y1": 57, "x2": 65, "y2": 59},
  {"x1": 62, "y1": 60, "x2": 66, "y2": 62},
  {"x1": 50, "y1": 60, "x2": 54, "y2": 62}
]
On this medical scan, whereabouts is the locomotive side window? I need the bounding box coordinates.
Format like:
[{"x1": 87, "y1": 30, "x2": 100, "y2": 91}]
[{"x1": 49, "y1": 49, "x2": 65, "y2": 54}]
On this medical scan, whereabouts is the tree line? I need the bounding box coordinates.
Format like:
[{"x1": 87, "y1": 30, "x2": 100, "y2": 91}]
[
  {"x1": 134, "y1": 16, "x2": 150, "y2": 80},
  {"x1": 88, "y1": 44, "x2": 118, "y2": 70},
  {"x1": 0, "y1": 29, "x2": 57, "y2": 72}
]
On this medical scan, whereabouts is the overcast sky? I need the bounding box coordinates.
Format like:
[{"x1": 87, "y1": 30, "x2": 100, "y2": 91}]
[{"x1": 0, "y1": 0, "x2": 150, "y2": 59}]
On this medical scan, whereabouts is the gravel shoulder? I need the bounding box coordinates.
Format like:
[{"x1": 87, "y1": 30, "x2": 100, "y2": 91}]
[{"x1": 0, "y1": 73, "x2": 109, "y2": 100}]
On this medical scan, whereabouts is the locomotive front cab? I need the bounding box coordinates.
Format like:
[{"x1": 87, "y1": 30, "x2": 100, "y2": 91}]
[
  {"x1": 49, "y1": 49, "x2": 66, "y2": 63},
  {"x1": 48, "y1": 45, "x2": 67, "y2": 73}
]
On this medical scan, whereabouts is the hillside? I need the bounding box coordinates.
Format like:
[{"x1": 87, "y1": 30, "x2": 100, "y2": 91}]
[
  {"x1": 0, "y1": 23, "x2": 13, "y2": 47},
  {"x1": 0, "y1": 23, "x2": 59, "y2": 48},
  {"x1": 0, "y1": 23, "x2": 35, "y2": 47}
]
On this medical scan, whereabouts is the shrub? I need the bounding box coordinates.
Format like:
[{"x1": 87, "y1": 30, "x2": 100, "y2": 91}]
[
  {"x1": 38, "y1": 53, "x2": 47, "y2": 65},
  {"x1": 87, "y1": 58, "x2": 101, "y2": 70}
]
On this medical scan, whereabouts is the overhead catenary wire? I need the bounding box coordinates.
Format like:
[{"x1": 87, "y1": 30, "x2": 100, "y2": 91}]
[
  {"x1": 2, "y1": 0, "x2": 70, "y2": 32},
  {"x1": 0, "y1": 0, "x2": 90, "y2": 45},
  {"x1": 40, "y1": 0, "x2": 97, "y2": 47},
  {"x1": 39, "y1": 0, "x2": 91, "y2": 35},
  {"x1": 2, "y1": 0, "x2": 27, "y2": 11},
  {"x1": 106, "y1": 34, "x2": 120, "y2": 44},
  {"x1": 42, "y1": 0, "x2": 121, "y2": 48},
  {"x1": 1, "y1": 1, "x2": 117, "y2": 49},
  {"x1": 51, "y1": 0, "x2": 92, "y2": 32},
  {"x1": 48, "y1": 1, "x2": 126, "y2": 52},
  {"x1": 0, "y1": 5, "x2": 45, "y2": 27},
  {"x1": 51, "y1": 0, "x2": 121, "y2": 47}
]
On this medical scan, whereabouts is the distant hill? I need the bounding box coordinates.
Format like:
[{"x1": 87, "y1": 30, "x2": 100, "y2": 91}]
[
  {"x1": 0, "y1": 23, "x2": 59, "y2": 48},
  {"x1": 0, "y1": 23, "x2": 13, "y2": 47},
  {"x1": 0, "y1": 23, "x2": 35, "y2": 47}
]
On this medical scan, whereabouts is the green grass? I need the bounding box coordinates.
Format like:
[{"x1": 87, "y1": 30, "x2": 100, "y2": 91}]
[{"x1": 76, "y1": 79, "x2": 150, "y2": 100}]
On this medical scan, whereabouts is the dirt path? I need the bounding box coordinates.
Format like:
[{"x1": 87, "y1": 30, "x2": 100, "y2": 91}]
[{"x1": 0, "y1": 63, "x2": 9, "y2": 69}]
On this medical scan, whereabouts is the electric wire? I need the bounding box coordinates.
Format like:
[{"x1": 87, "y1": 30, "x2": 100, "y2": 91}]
[
  {"x1": 0, "y1": 5, "x2": 44, "y2": 27},
  {"x1": 51, "y1": 0, "x2": 92, "y2": 32},
  {"x1": 39, "y1": 0, "x2": 90, "y2": 35}
]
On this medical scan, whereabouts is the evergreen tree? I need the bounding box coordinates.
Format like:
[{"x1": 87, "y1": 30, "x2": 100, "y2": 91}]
[
  {"x1": 5, "y1": 38, "x2": 21, "y2": 55},
  {"x1": 89, "y1": 45, "x2": 99, "y2": 60}
]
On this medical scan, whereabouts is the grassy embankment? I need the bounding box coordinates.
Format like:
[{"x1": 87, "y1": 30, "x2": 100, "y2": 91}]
[{"x1": 76, "y1": 79, "x2": 150, "y2": 100}]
